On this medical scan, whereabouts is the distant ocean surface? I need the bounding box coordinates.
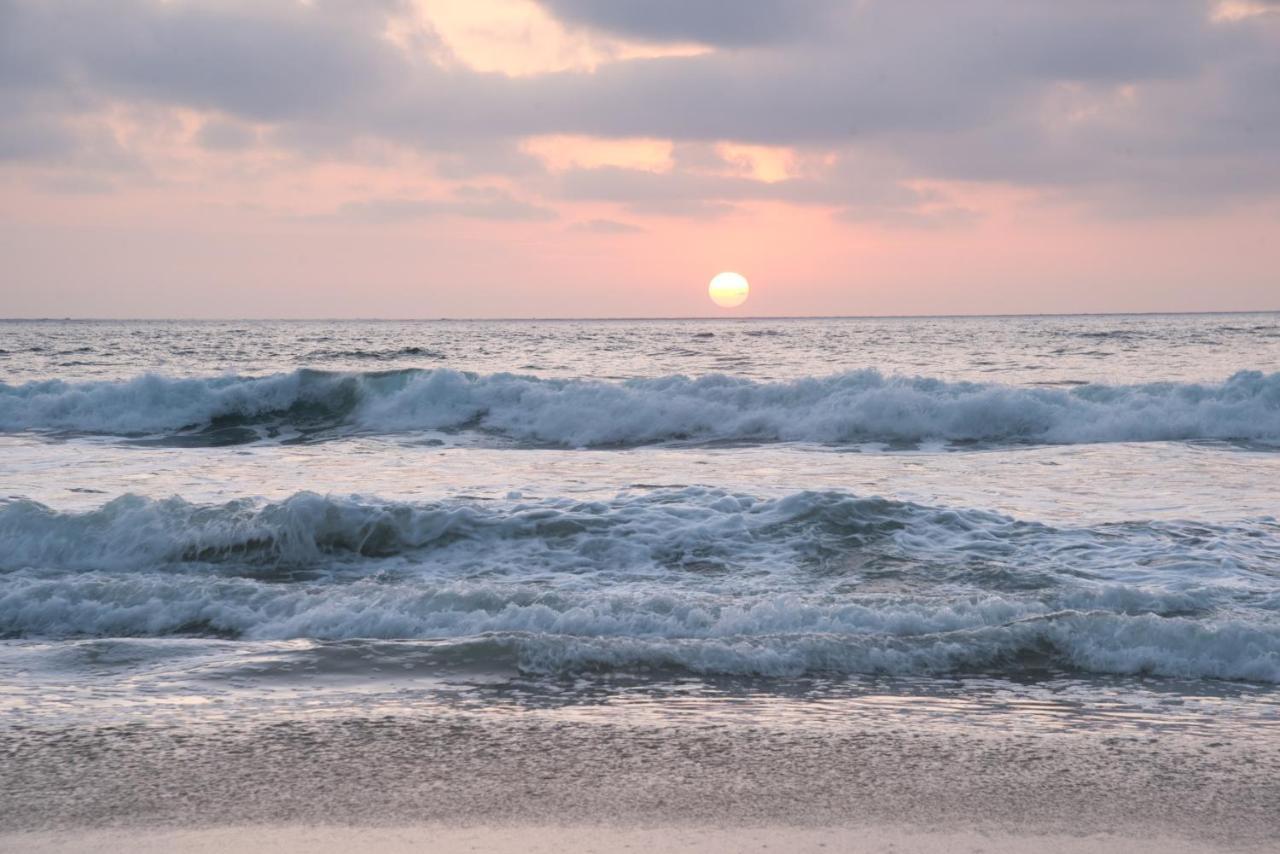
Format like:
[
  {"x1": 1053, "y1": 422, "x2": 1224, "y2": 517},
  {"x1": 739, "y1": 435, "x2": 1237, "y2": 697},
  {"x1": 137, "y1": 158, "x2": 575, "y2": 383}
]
[{"x1": 3, "y1": 315, "x2": 1280, "y2": 734}]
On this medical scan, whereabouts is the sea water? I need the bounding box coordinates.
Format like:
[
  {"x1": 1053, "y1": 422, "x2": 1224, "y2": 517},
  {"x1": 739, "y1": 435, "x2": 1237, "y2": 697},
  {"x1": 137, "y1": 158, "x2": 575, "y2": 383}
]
[{"x1": 1, "y1": 314, "x2": 1279, "y2": 736}]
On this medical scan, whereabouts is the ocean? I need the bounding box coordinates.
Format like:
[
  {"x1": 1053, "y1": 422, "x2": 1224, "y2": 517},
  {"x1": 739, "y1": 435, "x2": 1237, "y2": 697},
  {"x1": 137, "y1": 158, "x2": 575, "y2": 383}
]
[{"x1": 3, "y1": 314, "x2": 1279, "y2": 840}]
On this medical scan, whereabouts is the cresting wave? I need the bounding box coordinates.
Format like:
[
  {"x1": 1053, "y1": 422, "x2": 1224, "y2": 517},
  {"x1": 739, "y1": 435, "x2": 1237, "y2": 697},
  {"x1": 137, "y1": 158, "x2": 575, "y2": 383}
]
[
  {"x1": 2, "y1": 368, "x2": 1280, "y2": 446},
  {"x1": 0, "y1": 488, "x2": 1041, "y2": 574},
  {"x1": 2, "y1": 489, "x2": 1278, "y2": 682}
]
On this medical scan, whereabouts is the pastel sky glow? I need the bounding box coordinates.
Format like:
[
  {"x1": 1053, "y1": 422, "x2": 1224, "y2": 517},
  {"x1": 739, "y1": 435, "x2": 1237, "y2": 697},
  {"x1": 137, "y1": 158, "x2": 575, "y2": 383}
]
[{"x1": 1, "y1": 0, "x2": 1278, "y2": 317}]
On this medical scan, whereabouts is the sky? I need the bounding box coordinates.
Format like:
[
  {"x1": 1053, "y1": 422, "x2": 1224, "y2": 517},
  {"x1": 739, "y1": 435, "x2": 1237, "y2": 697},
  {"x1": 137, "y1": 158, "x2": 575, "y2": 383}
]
[{"x1": 1, "y1": 0, "x2": 1278, "y2": 318}]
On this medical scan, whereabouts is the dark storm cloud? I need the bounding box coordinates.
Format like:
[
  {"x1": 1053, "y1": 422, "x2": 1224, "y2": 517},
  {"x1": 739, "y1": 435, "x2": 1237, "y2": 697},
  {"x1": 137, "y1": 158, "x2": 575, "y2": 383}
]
[{"x1": 1, "y1": 0, "x2": 1278, "y2": 217}]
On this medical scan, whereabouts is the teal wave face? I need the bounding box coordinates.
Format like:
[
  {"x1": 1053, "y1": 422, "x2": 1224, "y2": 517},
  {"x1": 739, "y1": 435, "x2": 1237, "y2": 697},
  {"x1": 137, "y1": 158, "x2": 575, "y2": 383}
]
[{"x1": 3, "y1": 368, "x2": 1280, "y2": 448}]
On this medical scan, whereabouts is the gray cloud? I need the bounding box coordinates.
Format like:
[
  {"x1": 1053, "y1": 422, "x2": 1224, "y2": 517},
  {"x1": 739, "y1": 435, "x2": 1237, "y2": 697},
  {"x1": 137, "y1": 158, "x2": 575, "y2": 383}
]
[
  {"x1": 18, "y1": 0, "x2": 404, "y2": 119},
  {"x1": 0, "y1": 113, "x2": 76, "y2": 161},
  {"x1": 433, "y1": 142, "x2": 546, "y2": 180},
  {"x1": 560, "y1": 164, "x2": 979, "y2": 225},
  {"x1": 533, "y1": 0, "x2": 842, "y2": 46},
  {"x1": 196, "y1": 118, "x2": 258, "y2": 151},
  {"x1": 1, "y1": 0, "x2": 1278, "y2": 221},
  {"x1": 558, "y1": 155, "x2": 941, "y2": 220}
]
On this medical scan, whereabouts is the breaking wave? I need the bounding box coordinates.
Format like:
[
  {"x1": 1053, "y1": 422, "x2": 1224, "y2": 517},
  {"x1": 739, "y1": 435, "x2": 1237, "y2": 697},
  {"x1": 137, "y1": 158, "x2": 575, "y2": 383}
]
[
  {"x1": 2, "y1": 368, "x2": 1279, "y2": 447},
  {"x1": 2, "y1": 489, "x2": 1277, "y2": 682}
]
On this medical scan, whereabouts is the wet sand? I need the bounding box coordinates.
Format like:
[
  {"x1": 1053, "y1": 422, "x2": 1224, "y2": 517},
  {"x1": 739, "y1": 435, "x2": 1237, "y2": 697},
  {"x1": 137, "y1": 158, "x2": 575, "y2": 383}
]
[
  {"x1": 3, "y1": 824, "x2": 1264, "y2": 854},
  {"x1": 4, "y1": 711, "x2": 1277, "y2": 851}
]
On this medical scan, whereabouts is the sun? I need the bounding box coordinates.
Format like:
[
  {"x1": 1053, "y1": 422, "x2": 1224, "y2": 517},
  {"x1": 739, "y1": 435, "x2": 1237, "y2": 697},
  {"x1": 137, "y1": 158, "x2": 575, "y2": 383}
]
[{"x1": 708, "y1": 271, "x2": 749, "y2": 308}]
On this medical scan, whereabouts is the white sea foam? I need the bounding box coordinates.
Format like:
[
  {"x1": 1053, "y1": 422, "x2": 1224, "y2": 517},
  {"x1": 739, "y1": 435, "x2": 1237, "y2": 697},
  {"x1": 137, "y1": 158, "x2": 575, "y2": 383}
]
[
  {"x1": 2, "y1": 570, "x2": 1277, "y2": 681},
  {"x1": 0, "y1": 488, "x2": 1027, "y2": 573},
  {"x1": 2, "y1": 368, "x2": 1279, "y2": 446},
  {"x1": 2, "y1": 490, "x2": 1277, "y2": 682}
]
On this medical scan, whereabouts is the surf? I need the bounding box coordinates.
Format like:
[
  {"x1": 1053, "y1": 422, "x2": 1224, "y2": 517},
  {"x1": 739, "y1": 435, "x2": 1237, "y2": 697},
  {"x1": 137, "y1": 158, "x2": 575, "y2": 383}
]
[
  {"x1": 3, "y1": 367, "x2": 1279, "y2": 448},
  {"x1": 2, "y1": 488, "x2": 1277, "y2": 682}
]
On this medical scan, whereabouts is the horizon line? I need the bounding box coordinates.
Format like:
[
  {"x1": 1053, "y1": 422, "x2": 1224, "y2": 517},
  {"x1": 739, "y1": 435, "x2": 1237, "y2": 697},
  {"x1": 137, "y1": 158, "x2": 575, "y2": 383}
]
[{"x1": 1, "y1": 308, "x2": 1278, "y2": 323}]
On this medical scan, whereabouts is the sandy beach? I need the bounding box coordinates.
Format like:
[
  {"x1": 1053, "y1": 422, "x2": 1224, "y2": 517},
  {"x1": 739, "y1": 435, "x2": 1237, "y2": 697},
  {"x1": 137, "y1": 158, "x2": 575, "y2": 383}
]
[
  {"x1": 4, "y1": 704, "x2": 1278, "y2": 852},
  {"x1": 5, "y1": 824, "x2": 1266, "y2": 854}
]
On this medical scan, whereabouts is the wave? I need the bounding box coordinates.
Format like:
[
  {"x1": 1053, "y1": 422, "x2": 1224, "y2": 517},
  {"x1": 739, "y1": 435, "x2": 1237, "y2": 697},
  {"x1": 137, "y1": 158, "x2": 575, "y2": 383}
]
[
  {"x1": 0, "y1": 488, "x2": 1036, "y2": 572},
  {"x1": 5, "y1": 579, "x2": 1277, "y2": 682},
  {"x1": 2, "y1": 368, "x2": 1280, "y2": 447},
  {"x1": 2, "y1": 489, "x2": 1278, "y2": 682}
]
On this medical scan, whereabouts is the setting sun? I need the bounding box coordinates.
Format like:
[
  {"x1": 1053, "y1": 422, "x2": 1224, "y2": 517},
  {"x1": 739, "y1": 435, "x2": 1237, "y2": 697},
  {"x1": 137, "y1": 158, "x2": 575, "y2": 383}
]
[{"x1": 708, "y1": 272, "x2": 749, "y2": 308}]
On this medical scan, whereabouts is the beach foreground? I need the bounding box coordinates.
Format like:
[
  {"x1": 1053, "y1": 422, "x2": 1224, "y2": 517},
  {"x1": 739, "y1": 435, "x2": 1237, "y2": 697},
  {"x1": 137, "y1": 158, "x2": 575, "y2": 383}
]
[
  {"x1": 2, "y1": 824, "x2": 1260, "y2": 854},
  {"x1": 5, "y1": 705, "x2": 1278, "y2": 851}
]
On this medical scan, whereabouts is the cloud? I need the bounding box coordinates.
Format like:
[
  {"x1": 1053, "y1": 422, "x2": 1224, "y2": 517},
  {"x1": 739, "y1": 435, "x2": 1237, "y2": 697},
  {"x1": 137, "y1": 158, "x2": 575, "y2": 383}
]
[
  {"x1": 433, "y1": 142, "x2": 546, "y2": 179},
  {"x1": 335, "y1": 187, "x2": 556, "y2": 223},
  {"x1": 38, "y1": 0, "x2": 404, "y2": 120},
  {"x1": 2, "y1": 0, "x2": 1279, "y2": 221},
  {"x1": 835, "y1": 204, "x2": 981, "y2": 230},
  {"x1": 557, "y1": 154, "x2": 940, "y2": 219},
  {"x1": 569, "y1": 218, "x2": 646, "y2": 234},
  {"x1": 196, "y1": 118, "x2": 258, "y2": 150},
  {"x1": 0, "y1": 113, "x2": 77, "y2": 161},
  {"x1": 532, "y1": 0, "x2": 842, "y2": 46}
]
